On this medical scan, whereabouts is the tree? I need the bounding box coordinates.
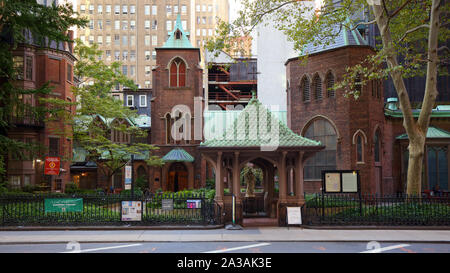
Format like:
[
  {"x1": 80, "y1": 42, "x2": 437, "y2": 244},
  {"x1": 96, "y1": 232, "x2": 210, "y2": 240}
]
[
  {"x1": 208, "y1": 0, "x2": 449, "y2": 195},
  {"x1": 0, "y1": 1, "x2": 87, "y2": 182},
  {"x1": 73, "y1": 42, "x2": 163, "y2": 190}
]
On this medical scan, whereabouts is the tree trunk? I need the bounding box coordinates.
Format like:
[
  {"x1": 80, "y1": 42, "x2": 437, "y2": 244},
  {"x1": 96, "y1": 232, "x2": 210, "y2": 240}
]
[
  {"x1": 372, "y1": 0, "x2": 441, "y2": 195},
  {"x1": 406, "y1": 135, "x2": 426, "y2": 196}
]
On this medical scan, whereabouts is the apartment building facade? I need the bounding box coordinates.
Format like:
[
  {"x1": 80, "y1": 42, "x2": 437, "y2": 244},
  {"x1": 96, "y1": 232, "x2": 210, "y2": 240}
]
[{"x1": 76, "y1": 0, "x2": 229, "y2": 98}]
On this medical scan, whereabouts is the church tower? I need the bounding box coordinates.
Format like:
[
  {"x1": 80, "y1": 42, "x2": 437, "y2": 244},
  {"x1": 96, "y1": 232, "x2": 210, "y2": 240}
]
[{"x1": 150, "y1": 14, "x2": 205, "y2": 192}]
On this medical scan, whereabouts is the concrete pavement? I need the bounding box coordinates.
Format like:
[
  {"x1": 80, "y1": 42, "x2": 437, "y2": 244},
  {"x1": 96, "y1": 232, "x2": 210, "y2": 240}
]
[{"x1": 0, "y1": 227, "x2": 449, "y2": 244}]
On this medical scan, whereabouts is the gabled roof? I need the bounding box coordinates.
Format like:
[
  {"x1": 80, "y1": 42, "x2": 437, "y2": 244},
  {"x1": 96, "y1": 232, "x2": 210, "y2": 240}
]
[
  {"x1": 162, "y1": 148, "x2": 195, "y2": 162},
  {"x1": 200, "y1": 96, "x2": 322, "y2": 148},
  {"x1": 161, "y1": 14, "x2": 194, "y2": 49},
  {"x1": 396, "y1": 127, "x2": 450, "y2": 140},
  {"x1": 301, "y1": 22, "x2": 368, "y2": 56}
]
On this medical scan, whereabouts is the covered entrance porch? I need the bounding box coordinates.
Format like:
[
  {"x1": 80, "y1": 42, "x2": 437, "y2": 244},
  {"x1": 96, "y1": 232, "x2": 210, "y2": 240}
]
[{"x1": 199, "y1": 96, "x2": 324, "y2": 226}]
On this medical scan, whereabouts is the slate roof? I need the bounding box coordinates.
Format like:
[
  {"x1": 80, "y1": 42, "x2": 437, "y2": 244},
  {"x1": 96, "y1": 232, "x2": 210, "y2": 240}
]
[
  {"x1": 161, "y1": 14, "x2": 194, "y2": 49},
  {"x1": 300, "y1": 22, "x2": 368, "y2": 56},
  {"x1": 162, "y1": 148, "x2": 195, "y2": 162},
  {"x1": 396, "y1": 127, "x2": 450, "y2": 140},
  {"x1": 200, "y1": 96, "x2": 322, "y2": 148}
]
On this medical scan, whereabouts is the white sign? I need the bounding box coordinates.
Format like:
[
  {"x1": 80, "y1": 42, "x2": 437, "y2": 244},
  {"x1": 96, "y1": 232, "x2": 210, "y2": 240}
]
[
  {"x1": 287, "y1": 207, "x2": 302, "y2": 225},
  {"x1": 125, "y1": 165, "x2": 132, "y2": 184},
  {"x1": 121, "y1": 201, "x2": 142, "y2": 221}
]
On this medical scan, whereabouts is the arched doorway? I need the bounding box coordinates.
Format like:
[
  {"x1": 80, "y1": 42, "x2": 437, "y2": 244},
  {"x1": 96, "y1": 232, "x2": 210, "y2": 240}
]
[
  {"x1": 136, "y1": 165, "x2": 149, "y2": 191},
  {"x1": 168, "y1": 162, "x2": 188, "y2": 192}
]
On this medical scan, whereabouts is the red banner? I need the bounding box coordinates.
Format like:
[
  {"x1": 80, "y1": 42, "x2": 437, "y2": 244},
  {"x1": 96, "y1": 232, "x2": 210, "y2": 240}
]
[{"x1": 44, "y1": 156, "x2": 60, "y2": 175}]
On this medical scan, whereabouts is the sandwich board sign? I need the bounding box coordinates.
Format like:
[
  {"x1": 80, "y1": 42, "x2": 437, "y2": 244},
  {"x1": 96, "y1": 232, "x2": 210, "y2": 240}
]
[{"x1": 287, "y1": 207, "x2": 302, "y2": 225}]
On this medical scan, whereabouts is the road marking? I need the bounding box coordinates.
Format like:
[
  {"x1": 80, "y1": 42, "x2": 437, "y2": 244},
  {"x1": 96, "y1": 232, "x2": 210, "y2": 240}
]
[
  {"x1": 360, "y1": 244, "x2": 411, "y2": 253},
  {"x1": 203, "y1": 243, "x2": 271, "y2": 253},
  {"x1": 62, "y1": 243, "x2": 143, "y2": 253}
]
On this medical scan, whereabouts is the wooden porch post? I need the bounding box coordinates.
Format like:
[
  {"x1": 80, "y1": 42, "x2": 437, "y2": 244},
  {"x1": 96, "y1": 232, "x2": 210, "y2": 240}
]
[
  {"x1": 232, "y1": 152, "x2": 241, "y2": 202},
  {"x1": 279, "y1": 151, "x2": 287, "y2": 203},
  {"x1": 215, "y1": 151, "x2": 224, "y2": 204},
  {"x1": 296, "y1": 151, "x2": 305, "y2": 201}
]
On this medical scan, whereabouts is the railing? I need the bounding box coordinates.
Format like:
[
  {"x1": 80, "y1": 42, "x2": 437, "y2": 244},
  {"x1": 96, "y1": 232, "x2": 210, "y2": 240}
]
[
  {"x1": 302, "y1": 193, "x2": 450, "y2": 226},
  {"x1": 0, "y1": 192, "x2": 222, "y2": 226}
]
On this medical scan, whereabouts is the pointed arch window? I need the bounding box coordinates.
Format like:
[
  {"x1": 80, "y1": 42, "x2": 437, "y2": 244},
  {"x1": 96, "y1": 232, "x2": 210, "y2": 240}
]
[
  {"x1": 374, "y1": 130, "x2": 381, "y2": 163},
  {"x1": 326, "y1": 71, "x2": 335, "y2": 98},
  {"x1": 356, "y1": 135, "x2": 364, "y2": 163},
  {"x1": 301, "y1": 76, "x2": 310, "y2": 102},
  {"x1": 169, "y1": 57, "x2": 186, "y2": 87},
  {"x1": 313, "y1": 74, "x2": 322, "y2": 100}
]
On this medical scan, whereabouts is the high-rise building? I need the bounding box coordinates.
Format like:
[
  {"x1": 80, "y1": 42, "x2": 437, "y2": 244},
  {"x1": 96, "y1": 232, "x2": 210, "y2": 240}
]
[{"x1": 75, "y1": 0, "x2": 229, "y2": 97}]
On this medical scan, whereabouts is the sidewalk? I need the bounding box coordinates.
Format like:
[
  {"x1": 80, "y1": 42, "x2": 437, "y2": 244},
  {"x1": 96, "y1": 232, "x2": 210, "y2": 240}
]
[{"x1": 0, "y1": 227, "x2": 449, "y2": 244}]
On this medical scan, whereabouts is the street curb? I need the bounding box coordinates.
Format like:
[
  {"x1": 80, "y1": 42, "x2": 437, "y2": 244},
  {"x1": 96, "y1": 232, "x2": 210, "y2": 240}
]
[
  {"x1": 1, "y1": 239, "x2": 449, "y2": 245},
  {"x1": 299, "y1": 225, "x2": 450, "y2": 230}
]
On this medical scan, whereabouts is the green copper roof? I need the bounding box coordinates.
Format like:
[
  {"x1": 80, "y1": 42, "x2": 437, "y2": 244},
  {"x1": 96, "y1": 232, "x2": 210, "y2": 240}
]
[
  {"x1": 396, "y1": 127, "x2": 450, "y2": 140},
  {"x1": 162, "y1": 148, "x2": 195, "y2": 162},
  {"x1": 385, "y1": 108, "x2": 450, "y2": 118},
  {"x1": 200, "y1": 97, "x2": 322, "y2": 148},
  {"x1": 161, "y1": 14, "x2": 194, "y2": 49}
]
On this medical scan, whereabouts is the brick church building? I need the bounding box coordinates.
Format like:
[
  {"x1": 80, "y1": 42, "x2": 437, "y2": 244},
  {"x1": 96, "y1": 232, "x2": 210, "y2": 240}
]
[{"x1": 286, "y1": 26, "x2": 450, "y2": 195}]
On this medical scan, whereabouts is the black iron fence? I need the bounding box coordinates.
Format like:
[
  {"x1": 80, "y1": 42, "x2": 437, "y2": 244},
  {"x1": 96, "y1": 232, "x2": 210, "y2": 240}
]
[
  {"x1": 302, "y1": 193, "x2": 450, "y2": 226},
  {"x1": 0, "y1": 192, "x2": 222, "y2": 226}
]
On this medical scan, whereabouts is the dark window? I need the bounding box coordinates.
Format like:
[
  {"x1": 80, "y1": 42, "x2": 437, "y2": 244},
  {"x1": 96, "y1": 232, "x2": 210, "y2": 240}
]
[
  {"x1": 326, "y1": 71, "x2": 335, "y2": 98},
  {"x1": 25, "y1": 56, "x2": 33, "y2": 80},
  {"x1": 303, "y1": 119, "x2": 337, "y2": 180},
  {"x1": 49, "y1": 138, "x2": 60, "y2": 156},
  {"x1": 301, "y1": 76, "x2": 310, "y2": 102},
  {"x1": 313, "y1": 74, "x2": 322, "y2": 100},
  {"x1": 356, "y1": 135, "x2": 363, "y2": 162},
  {"x1": 355, "y1": 73, "x2": 362, "y2": 95},
  {"x1": 374, "y1": 130, "x2": 381, "y2": 162},
  {"x1": 427, "y1": 146, "x2": 448, "y2": 191}
]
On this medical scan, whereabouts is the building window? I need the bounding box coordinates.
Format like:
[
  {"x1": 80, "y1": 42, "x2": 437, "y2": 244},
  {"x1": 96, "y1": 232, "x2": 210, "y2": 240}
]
[
  {"x1": 152, "y1": 5, "x2": 157, "y2": 15},
  {"x1": 145, "y1": 20, "x2": 150, "y2": 29},
  {"x1": 97, "y1": 5, "x2": 102, "y2": 14},
  {"x1": 115, "y1": 20, "x2": 120, "y2": 30},
  {"x1": 130, "y1": 65, "x2": 135, "y2": 76},
  {"x1": 122, "y1": 35, "x2": 128, "y2": 46},
  {"x1": 122, "y1": 50, "x2": 128, "y2": 60},
  {"x1": 122, "y1": 5, "x2": 128, "y2": 14},
  {"x1": 145, "y1": 51, "x2": 151, "y2": 60},
  {"x1": 67, "y1": 63, "x2": 72, "y2": 82},
  {"x1": 126, "y1": 95, "x2": 134, "y2": 107},
  {"x1": 326, "y1": 71, "x2": 335, "y2": 98},
  {"x1": 114, "y1": 34, "x2": 120, "y2": 46},
  {"x1": 169, "y1": 57, "x2": 186, "y2": 87},
  {"x1": 301, "y1": 76, "x2": 310, "y2": 102},
  {"x1": 122, "y1": 65, "x2": 127, "y2": 76},
  {"x1": 313, "y1": 74, "x2": 322, "y2": 100},
  {"x1": 427, "y1": 146, "x2": 449, "y2": 192},
  {"x1": 97, "y1": 20, "x2": 103, "y2": 30},
  {"x1": 130, "y1": 35, "x2": 135, "y2": 46},
  {"x1": 106, "y1": 35, "x2": 111, "y2": 45},
  {"x1": 89, "y1": 5, "x2": 94, "y2": 14},
  {"x1": 106, "y1": 5, "x2": 111, "y2": 14},
  {"x1": 355, "y1": 73, "x2": 362, "y2": 95},
  {"x1": 114, "y1": 51, "x2": 120, "y2": 61},
  {"x1": 80, "y1": 5, "x2": 85, "y2": 13},
  {"x1": 181, "y1": 5, "x2": 187, "y2": 15},
  {"x1": 25, "y1": 56, "x2": 33, "y2": 80},
  {"x1": 97, "y1": 35, "x2": 103, "y2": 45},
  {"x1": 139, "y1": 95, "x2": 147, "y2": 107},
  {"x1": 9, "y1": 176, "x2": 21, "y2": 189},
  {"x1": 145, "y1": 5, "x2": 150, "y2": 15},
  {"x1": 130, "y1": 5, "x2": 135, "y2": 14},
  {"x1": 130, "y1": 20, "x2": 136, "y2": 30},
  {"x1": 145, "y1": 35, "x2": 150, "y2": 46},
  {"x1": 145, "y1": 66, "x2": 151, "y2": 76},
  {"x1": 356, "y1": 135, "x2": 364, "y2": 163},
  {"x1": 152, "y1": 51, "x2": 156, "y2": 60},
  {"x1": 49, "y1": 137, "x2": 60, "y2": 156},
  {"x1": 115, "y1": 5, "x2": 120, "y2": 15},
  {"x1": 303, "y1": 119, "x2": 337, "y2": 180},
  {"x1": 122, "y1": 21, "x2": 128, "y2": 30},
  {"x1": 374, "y1": 130, "x2": 381, "y2": 163},
  {"x1": 166, "y1": 21, "x2": 172, "y2": 31},
  {"x1": 152, "y1": 35, "x2": 157, "y2": 46},
  {"x1": 152, "y1": 20, "x2": 158, "y2": 30}
]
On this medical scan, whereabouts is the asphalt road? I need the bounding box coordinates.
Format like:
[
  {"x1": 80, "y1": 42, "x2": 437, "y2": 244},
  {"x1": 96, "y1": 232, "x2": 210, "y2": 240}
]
[{"x1": 0, "y1": 241, "x2": 448, "y2": 253}]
